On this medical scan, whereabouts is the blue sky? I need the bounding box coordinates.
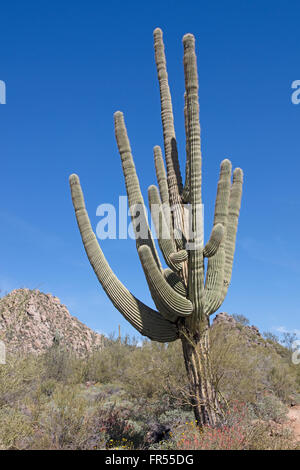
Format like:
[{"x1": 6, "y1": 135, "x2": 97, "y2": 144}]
[{"x1": 0, "y1": 0, "x2": 299, "y2": 340}]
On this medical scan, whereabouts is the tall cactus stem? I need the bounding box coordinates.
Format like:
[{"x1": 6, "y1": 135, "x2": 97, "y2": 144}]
[{"x1": 70, "y1": 28, "x2": 243, "y2": 428}]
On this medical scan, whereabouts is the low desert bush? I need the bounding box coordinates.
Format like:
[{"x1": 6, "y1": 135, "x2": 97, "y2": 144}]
[
  {"x1": 0, "y1": 353, "x2": 42, "y2": 407},
  {"x1": 249, "y1": 393, "x2": 288, "y2": 423},
  {"x1": 0, "y1": 320, "x2": 299, "y2": 450},
  {"x1": 155, "y1": 402, "x2": 297, "y2": 451},
  {"x1": 210, "y1": 323, "x2": 298, "y2": 407},
  {"x1": 0, "y1": 406, "x2": 33, "y2": 450},
  {"x1": 41, "y1": 344, "x2": 75, "y2": 384}
]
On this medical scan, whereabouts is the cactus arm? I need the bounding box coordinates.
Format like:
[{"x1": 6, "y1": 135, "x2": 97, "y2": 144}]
[
  {"x1": 212, "y1": 159, "x2": 232, "y2": 227},
  {"x1": 153, "y1": 28, "x2": 183, "y2": 196},
  {"x1": 164, "y1": 268, "x2": 188, "y2": 297},
  {"x1": 203, "y1": 223, "x2": 224, "y2": 258},
  {"x1": 169, "y1": 250, "x2": 188, "y2": 263},
  {"x1": 204, "y1": 247, "x2": 225, "y2": 316},
  {"x1": 183, "y1": 34, "x2": 202, "y2": 207},
  {"x1": 182, "y1": 92, "x2": 190, "y2": 203},
  {"x1": 183, "y1": 34, "x2": 205, "y2": 321},
  {"x1": 114, "y1": 111, "x2": 162, "y2": 271},
  {"x1": 153, "y1": 145, "x2": 178, "y2": 250},
  {"x1": 154, "y1": 146, "x2": 169, "y2": 207},
  {"x1": 138, "y1": 245, "x2": 193, "y2": 318},
  {"x1": 69, "y1": 174, "x2": 178, "y2": 342},
  {"x1": 204, "y1": 161, "x2": 243, "y2": 315},
  {"x1": 221, "y1": 168, "x2": 243, "y2": 300},
  {"x1": 153, "y1": 28, "x2": 185, "y2": 250},
  {"x1": 204, "y1": 159, "x2": 231, "y2": 313},
  {"x1": 148, "y1": 185, "x2": 182, "y2": 272}
]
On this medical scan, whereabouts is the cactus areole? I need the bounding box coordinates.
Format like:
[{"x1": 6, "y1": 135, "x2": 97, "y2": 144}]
[{"x1": 69, "y1": 29, "x2": 243, "y2": 426}]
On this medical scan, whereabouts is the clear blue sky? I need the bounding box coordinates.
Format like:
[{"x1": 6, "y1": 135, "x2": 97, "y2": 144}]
[{"x1": 0, "y1": 0, "x2": 299, "y2": 340}]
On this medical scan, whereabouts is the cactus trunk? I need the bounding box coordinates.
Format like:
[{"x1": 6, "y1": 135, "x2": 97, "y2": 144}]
[{"x1": 180, "y1": 322, "x2": 221, "y2": 426}]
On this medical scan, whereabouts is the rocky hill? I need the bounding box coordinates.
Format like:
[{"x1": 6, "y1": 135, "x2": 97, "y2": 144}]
[
  {"x1": 212, "y1": 312, "x2": 288, "y2": 357},
  {"x1": 213, "y1": 312, "x2": 264, "y2": 343},
  {"x1": 0, "y1": 289, "x2": 103, "y2": 356},
  {"x1": 0, "y1": 289, "x2": 286, "y2": 360}
]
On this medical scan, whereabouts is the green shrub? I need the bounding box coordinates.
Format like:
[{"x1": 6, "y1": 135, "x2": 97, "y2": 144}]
[
  {"x1": 0, "y1": 406, "x2": 33, "y2": 449},
  {"x1": 210, "y1": 323, "x2": 298, "y2": 406},
  {"x1": 0, "y1": 322, "x2": 298, "y2": 450},
  {"x1": 42, "y1": 344, "x2": 74, "y2": 383},
  {"x1": 249, "y1": 393, "x2": 287, "y2": 423},
  {"x1": 36, "y1": 384, "x2": 91, "y2": 449},
  {"x1": 0, "y1": 353, "x2": 42, "y2": 407}
]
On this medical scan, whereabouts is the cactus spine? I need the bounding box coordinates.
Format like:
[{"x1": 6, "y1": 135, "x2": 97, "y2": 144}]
[{"x1": 69, "y1": 28, "x2": 243, "y2": 426}]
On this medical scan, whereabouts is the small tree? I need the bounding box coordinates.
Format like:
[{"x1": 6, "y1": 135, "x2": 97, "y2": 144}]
[
  {"x1": 281, "y1": 332, "x2": 297, "y2": 351},
  {"x1": 263, "y1": 332, "x2": 279, "y2": 343},
  {"x1": 232, "y1": 314, "x2": 250, "y2": 326},
  {"x1": 69, "y1": 29, "x2": 243, "y2": 426}
]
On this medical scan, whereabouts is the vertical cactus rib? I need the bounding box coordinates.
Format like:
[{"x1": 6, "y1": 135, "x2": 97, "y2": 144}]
[
  {"x1": 153, "y1": 28, "x2": 183, "y2": 194},
  {"x1": 138, "y1": 245, "x2": 193, "y2": 318},
  {"x1": 154, "y1": 145, "x2": 169, "y2": 207},
  {"x1": 153, "y1": 145, "x2": 176, "y2": 246},
  {"x1": 148, "y1": 184, "x2": 182, "y2": 272},
  {"x1": 183, "y1": 34, "x2": 202, "y2": 207},
  {"x1": 114, "y1": 111, "x2": 162, "y2": 271},
  {"x1": 183, "y1": 33, "x2": 204, "y2": 322},
  {"x1": 69, "y1": 174, "x2": 178, "y2": 342},
  {"x1": 182, "y1": 92, "x2": 190, "y2": 203},
  {"x1": 153, "y1": 28, "x2": 185, "y2": 250},
  {"x1": 221, "y1": 168, "x2": 243, "y2": 300}
]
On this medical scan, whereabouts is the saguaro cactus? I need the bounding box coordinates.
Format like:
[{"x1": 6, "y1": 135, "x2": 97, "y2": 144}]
[{"x1": 69, "y1": 28, "x2": 243, "y2": 426}]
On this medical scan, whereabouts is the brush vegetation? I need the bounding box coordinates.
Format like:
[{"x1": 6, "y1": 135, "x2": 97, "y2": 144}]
[{"x1": 0, "y1": 319, "x2": 299, "y2": 450}]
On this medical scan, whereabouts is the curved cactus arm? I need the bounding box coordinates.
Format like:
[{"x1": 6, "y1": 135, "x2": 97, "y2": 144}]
[
  {"x1": 114, "y1": 111, "x2": 162, "y2": 271},
  {"x1": 183, "y1": 34, "x2": 204, "y2": 320},
  {"x1": 204, "y1": 159, "x2": 231, "y2": 310},
  {"x1": 69, "y1": 174, "x2": 178, "y2": 342},
  {"x1": 169, "y1": 249, "x2": 188, "y2": 263},
  {"x1": 145, "y1": 289, "x2": 178, "y2": 324},
  {"x1": 138, "y1": 245, "x2": 193, "y2": 318},
  {"x1": 212, "y1": 159, "x2": 232, "y2": 227},
  {"x1": 153, "y1": 145, "x2": 178, "y2": 249},
  {"x1": 221, "y1": 168, "x2": 243, "y2": 300},
  {"x1": 154, "y1": 146, "x2": 169, "y2": 207},
  {"x1": 182, "y1": 92, "x2": 190, "y2": 203},
  {"x1": 203, "y1": 223, "x2": 224, "y2": 258},
  {"x1": 204, "y1": 247, "x2": 225, "y2": 316},
  {"x1": 204, "y1": 161, "x2": 243, "y2": 315},
  {"x1": 164, "y1": 268, "x2": 188, "y2": 297},
  {"x1": 148, "y1": 185, "x2": 182, "y2": 272}
]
